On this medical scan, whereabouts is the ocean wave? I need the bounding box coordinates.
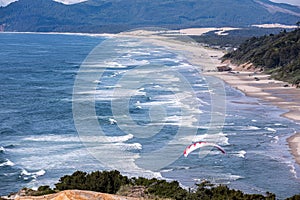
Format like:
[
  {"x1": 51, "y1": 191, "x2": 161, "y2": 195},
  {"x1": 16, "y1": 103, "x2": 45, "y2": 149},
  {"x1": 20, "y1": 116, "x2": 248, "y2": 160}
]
[
  {"x1": 160, "y1": 168, "x2": 174, "y2": 173},
  {"x1": 193, "y1": 173, "x2": 243, "y2": 183},
  {"x1": 236, "y1": 150, "x2": 247, "y2": 158},
  {"x1": 80, "y1": 134, "x2": 134, "y2": 143},
  {"x1": 161, "y1": 166, "x2": 191, "y2": 173},
  {"x1": 128, "y1": 51, "x2": 151, "y2": 56},
  {"x1": 181, "y1": 132, "x2": 229, "y2": 146},
  {"x1": 226, "y1": 174, "x2": 244, "y2": 181},
  {"x1": 104, "y1": 84, "x2": 122, "y2": 89},
  {"x1": 173, "y1": 166, "x2": 190, "y2": 170},
  {"x1": 107, "y1": 58, "x2": 150, "y2": 67},
  {"x1": 238, "y1": 126, "x2": 261, "y2": 131},
  {"x1": 114, "y1": 142, "x2": 142, "y2": 150},
  {"x1": 289, "y1": 164, "x2": 297, "y2": 178},
  {"x1": 23, "y1": 134, "x2": 80, "y2": 142},
  {"x1": 271, "y1": 136, "x2": 279, "y2": 143},
  {"x1": 109, "y1": 118, "x2": 117, "y2": 125},
  {"x1": 265, "y1": 127, "x2": 276, "y2": 132},
  {"x1": 0, "y1": 146, "x2": 5, "y2": 152},
  {"x1": 0, "y1": 159, "x2": 15, "y2": 167},
  {"x1": 21, "y1": 169, "x2": 46, "y2": 180},
  {"x1": 0, "y1": 128, "x2": 17, "y2": 135}
]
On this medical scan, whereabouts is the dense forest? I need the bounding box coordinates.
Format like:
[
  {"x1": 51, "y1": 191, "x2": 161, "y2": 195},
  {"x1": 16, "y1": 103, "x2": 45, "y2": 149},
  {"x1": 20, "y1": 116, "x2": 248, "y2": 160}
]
[
  {"x1": 190, "y1": 27, "x2": 286, "y2": 48},
  {"x1": 11, "y1": 170, "x2": 300, "y2": 200},
  {"x1": 223, "y1": 27, "x2": 300, "y2": 86}
]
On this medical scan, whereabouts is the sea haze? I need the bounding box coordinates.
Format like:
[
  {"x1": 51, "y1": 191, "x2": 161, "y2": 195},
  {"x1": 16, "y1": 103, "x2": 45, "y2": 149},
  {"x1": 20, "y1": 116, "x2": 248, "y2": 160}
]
[{"x1": 0, "y1": 33, "x2": 300, "y2": 198}]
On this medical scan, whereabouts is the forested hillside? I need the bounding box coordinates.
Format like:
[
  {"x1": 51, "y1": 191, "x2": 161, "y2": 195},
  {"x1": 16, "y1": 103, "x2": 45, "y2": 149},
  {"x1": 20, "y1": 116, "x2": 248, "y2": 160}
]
[
  {"x1": 223, "y1": 28, "x2": 300, "y2": 86},
  {"x1": 0, "y1": 0, "x2": 300, "y2": 33}
]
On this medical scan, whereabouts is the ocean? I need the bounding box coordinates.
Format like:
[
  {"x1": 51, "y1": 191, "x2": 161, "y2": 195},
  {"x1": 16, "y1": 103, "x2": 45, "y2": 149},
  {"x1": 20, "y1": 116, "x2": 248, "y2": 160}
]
[{"x1": 0, "y1": 33, "x2": 299, "y2": 199}]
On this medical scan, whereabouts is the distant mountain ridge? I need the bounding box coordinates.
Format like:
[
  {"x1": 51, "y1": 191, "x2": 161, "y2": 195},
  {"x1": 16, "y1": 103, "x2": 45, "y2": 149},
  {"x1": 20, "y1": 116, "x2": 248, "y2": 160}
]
[{"x1": 0, "y1": 0, "x2": 300, "y2": 33}]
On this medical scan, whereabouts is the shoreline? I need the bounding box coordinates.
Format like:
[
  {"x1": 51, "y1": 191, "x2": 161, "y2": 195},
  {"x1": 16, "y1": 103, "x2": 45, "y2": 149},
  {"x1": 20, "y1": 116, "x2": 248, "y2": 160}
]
[
  {"x1": 120, "y1": 31, "x2": 300, "y2": 166},
  {"x1": 206, "y1": 70, "x2": 300, "y2": 165},
  {"x1": 0, "y1": 31, "x2": 115, "y2": 38},
  {"x1": 4, "y1": 30, "x2": 299, "y2": 167}
]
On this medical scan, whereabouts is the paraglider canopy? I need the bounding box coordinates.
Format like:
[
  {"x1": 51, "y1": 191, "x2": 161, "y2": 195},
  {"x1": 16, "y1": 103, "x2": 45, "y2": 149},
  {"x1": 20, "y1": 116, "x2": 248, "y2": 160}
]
[{"x1": 183, "y1": 141, "x2": 226, "y2": 157}]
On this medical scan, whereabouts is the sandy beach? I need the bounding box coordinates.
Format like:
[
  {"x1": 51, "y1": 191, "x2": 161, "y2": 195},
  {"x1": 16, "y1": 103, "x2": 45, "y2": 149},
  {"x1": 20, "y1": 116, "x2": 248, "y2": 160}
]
[
  {"x1": 119, "y1": 30, "x2": 300, "y2": 166},
  {"x1": 207, "y1": 69, "x2": 300, "y2": 165}
]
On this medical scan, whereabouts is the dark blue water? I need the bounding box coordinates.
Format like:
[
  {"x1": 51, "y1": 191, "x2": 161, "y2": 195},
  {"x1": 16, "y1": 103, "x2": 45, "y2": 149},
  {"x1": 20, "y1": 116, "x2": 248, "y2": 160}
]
[
  {"x1": 0, "y1": 33, "x2": 105, "y2": 194},
  {"x1": 0, "y1": 33, "x2": 300, "y2": 199}
]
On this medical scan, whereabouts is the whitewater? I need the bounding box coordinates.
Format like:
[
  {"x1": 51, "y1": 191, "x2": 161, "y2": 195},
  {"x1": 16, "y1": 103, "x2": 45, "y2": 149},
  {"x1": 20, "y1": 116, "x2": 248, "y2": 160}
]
[{"x1": 0, "y1": 33, "x2": 299, "y2": 199}]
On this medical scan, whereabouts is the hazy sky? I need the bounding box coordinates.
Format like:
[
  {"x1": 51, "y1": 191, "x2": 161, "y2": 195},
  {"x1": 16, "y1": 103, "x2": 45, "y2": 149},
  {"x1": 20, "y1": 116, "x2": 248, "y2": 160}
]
[{"x1": 1, "y1": 0, "x2": 300, "y2": 7}]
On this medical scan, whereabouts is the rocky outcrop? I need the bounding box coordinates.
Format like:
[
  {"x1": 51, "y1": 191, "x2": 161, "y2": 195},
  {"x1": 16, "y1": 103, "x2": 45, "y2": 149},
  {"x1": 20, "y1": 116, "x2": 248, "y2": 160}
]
[{"x1": 216, "y1": 65, "x2": 232, "y2": 72}]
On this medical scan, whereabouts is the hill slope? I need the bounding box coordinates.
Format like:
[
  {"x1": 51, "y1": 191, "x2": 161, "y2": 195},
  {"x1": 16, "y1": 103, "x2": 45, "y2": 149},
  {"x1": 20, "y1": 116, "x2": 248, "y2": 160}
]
[
  {"x1": 223, "y1": 28, "x2": 300, "y2": 86},
  {"x1": 0, "y1": 0, "x2": 300, "y2": 33},
  {"x1": 13, "y1": 190, "x2": 139, "y2": 200}
]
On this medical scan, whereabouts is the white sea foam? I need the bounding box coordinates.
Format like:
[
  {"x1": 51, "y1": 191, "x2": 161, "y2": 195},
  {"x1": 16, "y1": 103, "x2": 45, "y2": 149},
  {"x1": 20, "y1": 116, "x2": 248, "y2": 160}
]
[
  {"x1": 193, "y1": 83, "x2": 207, "y2": 88},
  {"x1": 236, "y1": 150, "x2": 247, "y2": 158},
  {"x1": 135, "y1": 105, "x2": 142, "y2": 109},
  {"x1": 194, "y1": 173, "x2": 243, "y2": 183},
  {"x1": 182, "y1": 132, "x2": 229, "y2": 146},
  {"x1": 114, "y1": 142, "x2": 142, "y2": 150},
  {"x1": 272, "y1": 136, "x2": 279, "y2": 143},
  {"x1": 104, "y1": 61, "x2": 127, "y2": 68},
  {"x1": 107, "y1": 58, "x2": 150, "y2": 67},
  {"x1": 139, "y1": 113, "x2": 199, "y2": 128},
  {"x1": 129, "y1": 51, "x2": 151, "y2": 56},
  {"x1": 93, "y1": 80, "x2": 102, "y2": 84},
  {"x1": 226, "y1": 174, "x2": 243, "y2": 181},
  {"x1": 80, "y1": 134, "x2": 134, "y2": 143},
  {"x1": 138, "y1": 100, "x2": 178, "y2": 106},
  {"x1": 0, "y1": 159, "x2": 15, "y2": 167},
  {"x1": 94, "y1": 90, "x2": 116, "y2": 100},
  {"x1": 160, "y1": 169, "x2": 174, "y2": 173},
  {"x1": 251, "y1": 119, "x2": 257, "y2": 122},
  {"x1": 21, "y1": 169, "x2": 46, "y2": 179},
  {"x1": 195, "y1": 98, "x2": 210, "y2": 106},
  {"x1": 164, "y1": 115, "x2": 182, "y2": 122},
  {"x1": 265, "y1": 127, "x2": 276, "y2": 132},
  {"x1": 239, "y1": 126, "x2": 261, "y2": 130},
  {"x1": 23, "y1": 135, "x2": 80, "y2": 142},
  {"x1": 159, "y1": 57, "x2": 181, "y2": 63},
  {"x1": 87, "y1": 143, "x2": 162, "y2": 179},
  {"x1": 109, "y1": 118, "x2": 117, "y2": 124},
  {"x1": 35, "y1": 169, "x2": 46, "y2": 177},
  {"x1": 21, "y1": 169, "x2": 31, "y2": 176},
  {"x1": 287, "y1": 163, "x2": 298, "y2": 178},
  {"x1": 0, "y1": 146, "x2": 5, "y2": 152},
  {"x1": 104, "y1": 84, "x2": 122, "y2": 89},
  {"x1": 135, "y1": 90, "x2": 147, "y2": 96}
]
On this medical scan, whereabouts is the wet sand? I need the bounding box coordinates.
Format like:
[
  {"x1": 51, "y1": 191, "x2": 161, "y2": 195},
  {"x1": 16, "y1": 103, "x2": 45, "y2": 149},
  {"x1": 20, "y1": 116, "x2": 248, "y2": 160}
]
[{"x1": 207, "y1": 70, "x2": 300, "y2": 165}]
